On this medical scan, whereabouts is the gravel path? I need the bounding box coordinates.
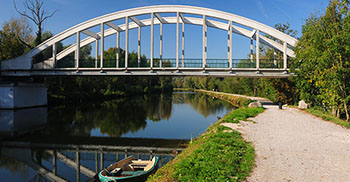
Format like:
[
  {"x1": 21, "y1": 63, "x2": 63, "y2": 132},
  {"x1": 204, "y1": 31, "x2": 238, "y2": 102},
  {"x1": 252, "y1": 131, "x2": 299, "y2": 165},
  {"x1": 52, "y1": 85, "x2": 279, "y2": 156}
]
[{"x1": 222, "y1": 105, "x2": 350, "y2": 182}]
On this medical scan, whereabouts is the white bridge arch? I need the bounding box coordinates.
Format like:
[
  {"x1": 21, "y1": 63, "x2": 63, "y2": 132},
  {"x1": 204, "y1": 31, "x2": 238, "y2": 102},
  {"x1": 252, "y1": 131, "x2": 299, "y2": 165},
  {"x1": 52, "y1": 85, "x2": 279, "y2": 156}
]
[{"x1": 1, "y1": 5, "x2": 297, "y2": 77}]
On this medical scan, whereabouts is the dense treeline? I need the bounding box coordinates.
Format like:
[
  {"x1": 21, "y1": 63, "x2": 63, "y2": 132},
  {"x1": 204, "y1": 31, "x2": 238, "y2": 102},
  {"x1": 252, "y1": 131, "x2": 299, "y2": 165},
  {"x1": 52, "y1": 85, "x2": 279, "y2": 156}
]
[
  {"x1": 173, "y1": 77, "x2": 297, "y2": 105},
  {"x1": 293, "y1": 0, "x2": 350, "y2": 121}
]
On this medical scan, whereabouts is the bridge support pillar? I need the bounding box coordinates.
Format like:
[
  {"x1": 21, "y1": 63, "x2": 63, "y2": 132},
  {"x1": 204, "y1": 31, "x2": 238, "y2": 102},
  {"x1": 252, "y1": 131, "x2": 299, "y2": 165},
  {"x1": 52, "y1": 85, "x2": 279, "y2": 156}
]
[{"x1": 0, "y1": 82, "x2": 47, "y2": 109}]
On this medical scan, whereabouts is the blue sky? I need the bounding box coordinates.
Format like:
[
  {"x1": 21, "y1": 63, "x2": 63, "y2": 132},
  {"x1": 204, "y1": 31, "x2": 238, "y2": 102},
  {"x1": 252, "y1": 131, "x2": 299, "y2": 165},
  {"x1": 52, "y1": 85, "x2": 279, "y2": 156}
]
[{"x1": 1, "y1": 0, "x2": 329, "y2": 59}]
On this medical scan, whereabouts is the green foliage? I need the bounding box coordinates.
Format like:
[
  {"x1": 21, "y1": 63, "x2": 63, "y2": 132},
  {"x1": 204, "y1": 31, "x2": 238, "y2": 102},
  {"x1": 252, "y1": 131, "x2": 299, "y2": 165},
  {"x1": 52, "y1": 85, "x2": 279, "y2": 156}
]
[
  {"x1": 0, "y1": 17, "x2": 33, "y2": 61},
  {"x1": 294, "y1": 0, "x2": 350, "y2": 121},
  {"x1": 174, "y1": 76, "x2": 297, "y2": 104}
]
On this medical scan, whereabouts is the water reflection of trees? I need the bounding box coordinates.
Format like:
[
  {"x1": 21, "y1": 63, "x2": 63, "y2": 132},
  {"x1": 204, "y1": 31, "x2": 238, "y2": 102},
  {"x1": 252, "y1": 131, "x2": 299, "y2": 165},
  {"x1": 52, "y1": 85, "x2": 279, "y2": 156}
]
[
  {"x1": 172, "y1": 93, "x2": 233, "y2": 118},
  {"x1": 0, "y1": 156, "x2": 28, "y2": 178},
  {"x1": 45, "y1": 94, "x2": 173, "y2": 137}
]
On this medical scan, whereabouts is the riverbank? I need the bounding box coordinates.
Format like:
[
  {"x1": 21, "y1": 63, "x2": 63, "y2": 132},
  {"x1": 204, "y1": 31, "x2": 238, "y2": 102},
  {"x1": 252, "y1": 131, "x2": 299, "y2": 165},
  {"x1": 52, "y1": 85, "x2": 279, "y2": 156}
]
[{"x1": 147, "y1": 92, "x2": 265, "y2": 181}]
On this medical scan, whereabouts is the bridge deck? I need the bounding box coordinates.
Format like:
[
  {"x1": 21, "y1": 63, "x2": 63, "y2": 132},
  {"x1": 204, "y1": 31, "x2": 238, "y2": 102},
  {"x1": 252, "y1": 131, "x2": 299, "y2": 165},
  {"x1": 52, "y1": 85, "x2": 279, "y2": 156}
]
[{"x1": 1, "y1": 68, "x2": 292, "y2": 78}]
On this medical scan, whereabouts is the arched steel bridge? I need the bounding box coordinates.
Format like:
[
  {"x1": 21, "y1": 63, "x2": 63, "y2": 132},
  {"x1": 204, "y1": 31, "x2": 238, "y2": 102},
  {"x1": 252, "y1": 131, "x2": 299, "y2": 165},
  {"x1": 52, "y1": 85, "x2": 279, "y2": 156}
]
[{"x1": 1, "y1": 5, "x2": 297, "y2": 77}]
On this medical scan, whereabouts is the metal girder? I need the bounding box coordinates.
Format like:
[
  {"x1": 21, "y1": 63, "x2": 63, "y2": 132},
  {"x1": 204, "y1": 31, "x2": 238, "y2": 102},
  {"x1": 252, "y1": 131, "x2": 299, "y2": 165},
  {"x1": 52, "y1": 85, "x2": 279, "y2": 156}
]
[
  {"x1": 81, "y1": 30, "x2": 100, "y2": 39},
  {"x1": 55, "y1": 16, "x2": 296, "y2": 61},
  {"x1": 154, "y1": 13, "x2": 167, "y2": 24},
  {"x1": 105, "y1": 22, "x2": 122, "y2": 32},
  {"x1": 2, "y1": 5, "x2": 299, "y2": 71},
  {"x1": 205, "y1": 19, "x2": 220, "y2": 29},
  {"x1": 130, "y1": 16, "x2": 145, "y2": 27},
  {"x1": 250, "y1": 29, "x2": 257, "y2": 38},
  {"x1": 179, "y1": 13, "x2": 189, "y2": 24}
]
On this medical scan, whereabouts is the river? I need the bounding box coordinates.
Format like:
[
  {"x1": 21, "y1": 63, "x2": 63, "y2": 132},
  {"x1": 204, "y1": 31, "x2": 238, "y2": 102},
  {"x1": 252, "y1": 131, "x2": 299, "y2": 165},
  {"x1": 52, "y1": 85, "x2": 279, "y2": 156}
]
[{"x1": 0, "y1": 92, "x2": 233, "y2": 182}]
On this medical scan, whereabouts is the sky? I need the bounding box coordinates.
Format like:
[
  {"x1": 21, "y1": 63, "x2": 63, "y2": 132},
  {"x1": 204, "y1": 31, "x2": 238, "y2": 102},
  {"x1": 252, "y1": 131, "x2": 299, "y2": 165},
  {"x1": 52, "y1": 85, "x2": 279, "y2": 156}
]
[{"x1": 0, "y1": 0, "x2": 330, "y2": 59}]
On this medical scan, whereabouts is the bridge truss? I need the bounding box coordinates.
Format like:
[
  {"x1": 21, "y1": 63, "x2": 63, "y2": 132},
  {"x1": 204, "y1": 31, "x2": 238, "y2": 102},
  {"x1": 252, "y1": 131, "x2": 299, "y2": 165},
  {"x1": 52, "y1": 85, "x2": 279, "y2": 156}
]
[{"x1": 1, "y1": 5, "x2": 297, "y2": 77}]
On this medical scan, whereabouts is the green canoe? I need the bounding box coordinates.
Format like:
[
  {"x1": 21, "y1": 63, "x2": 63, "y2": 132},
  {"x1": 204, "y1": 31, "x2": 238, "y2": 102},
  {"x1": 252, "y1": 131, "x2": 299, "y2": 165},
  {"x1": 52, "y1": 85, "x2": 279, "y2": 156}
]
[{"x1": 98, "y1": 156, "x2": 159, "y2": 182}]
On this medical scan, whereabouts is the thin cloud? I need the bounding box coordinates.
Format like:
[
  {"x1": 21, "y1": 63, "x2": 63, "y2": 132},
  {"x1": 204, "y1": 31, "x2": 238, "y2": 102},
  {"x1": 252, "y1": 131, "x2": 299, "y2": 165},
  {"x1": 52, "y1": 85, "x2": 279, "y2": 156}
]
[
  {"x1": 256, "y1": 0, "x2": 270, "y2": 19},
  {"x1": 272, "y1": 2, "x2": 292, "y2": 20}
]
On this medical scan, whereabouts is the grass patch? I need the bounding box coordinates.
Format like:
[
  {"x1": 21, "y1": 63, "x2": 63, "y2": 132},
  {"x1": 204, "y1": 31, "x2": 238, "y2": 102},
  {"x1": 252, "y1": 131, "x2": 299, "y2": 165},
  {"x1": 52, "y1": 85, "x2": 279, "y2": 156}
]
[
  {"x1": 147, "y1": 107, "x2": 264, "y2": 182},
  {"x1": 222, "y1": 107, "x2": 265, "y2": 123},
  {"x1": 305, "y1": 108, "x2": 350, "y2": 128},
  {"x1": 173, "y1": 88, "x2": 193, "y2": 91}
]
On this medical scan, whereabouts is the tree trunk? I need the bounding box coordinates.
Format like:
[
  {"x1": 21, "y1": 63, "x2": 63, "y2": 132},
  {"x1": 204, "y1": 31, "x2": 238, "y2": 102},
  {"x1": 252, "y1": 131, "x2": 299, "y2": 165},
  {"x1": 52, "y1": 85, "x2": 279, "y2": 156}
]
[
  {"x1": 332, "y1": 106, "x2": 337, "y2": 116},
  {"x1": 344, "y1": 101, "x2": 349, "y2": 122},
  {"x1": 35, "y1": 26, "x2": 42, "y2": 46}
]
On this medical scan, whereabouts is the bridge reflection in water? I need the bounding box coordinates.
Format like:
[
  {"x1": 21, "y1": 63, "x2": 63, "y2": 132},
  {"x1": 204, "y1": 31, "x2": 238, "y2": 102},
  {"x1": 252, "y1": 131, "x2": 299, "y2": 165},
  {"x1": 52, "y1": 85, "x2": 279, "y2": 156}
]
[
  {"x1": 0, "y1": 92, "x2": 233, "y2": 181},
  {"x1": 1, "y1": 135, "x2": 188, "y2": 182},
  {"x1": 0, "y1": 105, "x2": 188, "y2": 182}
]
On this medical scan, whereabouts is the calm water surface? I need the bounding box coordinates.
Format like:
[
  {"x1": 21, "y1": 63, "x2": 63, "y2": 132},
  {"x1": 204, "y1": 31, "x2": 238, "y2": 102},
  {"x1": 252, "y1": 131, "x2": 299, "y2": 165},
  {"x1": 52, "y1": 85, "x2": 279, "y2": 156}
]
[{"x1": 0, "y1": 92, "x2": 233, "y2": 182}]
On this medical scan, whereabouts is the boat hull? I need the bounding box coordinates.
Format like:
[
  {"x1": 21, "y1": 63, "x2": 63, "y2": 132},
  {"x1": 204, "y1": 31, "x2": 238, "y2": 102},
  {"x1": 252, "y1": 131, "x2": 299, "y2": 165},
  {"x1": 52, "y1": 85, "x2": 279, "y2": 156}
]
[{"x1": 99, "y1": 157, "x2": 159, "y2": 182}]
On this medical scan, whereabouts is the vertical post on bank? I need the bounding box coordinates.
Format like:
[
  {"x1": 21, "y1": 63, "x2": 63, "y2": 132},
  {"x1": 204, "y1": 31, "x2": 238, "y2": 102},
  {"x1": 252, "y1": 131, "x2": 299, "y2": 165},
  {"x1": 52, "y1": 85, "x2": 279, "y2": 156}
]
[
  {"x1": 100, "y1": 23, "x2": 104, "y2": 70},
  {"x1": 227, "y1": 21, "x2": 232, "y2": 69},
  {"x1": 125, "y1": 17, "x2": 129, "y2": 69},
  {"x1": 256, "y1": 30, "x2": 260, "y2": 71},
  {"x1": 150, "y1": 12, "x2": 154, "y2": 69},
  {"x1": 202, "y1": 15, "x2": 207, "y2": 69},
  {"x1": 176, "y1": 12, "x2": 179, "y2": 69}
]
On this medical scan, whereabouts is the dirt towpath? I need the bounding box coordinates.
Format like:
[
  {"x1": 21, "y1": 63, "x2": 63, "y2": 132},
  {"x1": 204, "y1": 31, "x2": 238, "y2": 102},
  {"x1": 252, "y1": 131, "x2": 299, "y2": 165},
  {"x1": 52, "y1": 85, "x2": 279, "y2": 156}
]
[{"x1": 222, "y1": 105, "x2": 350, "y2": 182}]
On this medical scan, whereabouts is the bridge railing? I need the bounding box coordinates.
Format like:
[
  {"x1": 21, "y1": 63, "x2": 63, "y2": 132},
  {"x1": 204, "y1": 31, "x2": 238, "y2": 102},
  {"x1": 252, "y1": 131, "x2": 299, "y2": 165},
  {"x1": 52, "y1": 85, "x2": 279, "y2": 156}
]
[{"x1": 54, "y1": 58, "x2": 288, "y2": 69}]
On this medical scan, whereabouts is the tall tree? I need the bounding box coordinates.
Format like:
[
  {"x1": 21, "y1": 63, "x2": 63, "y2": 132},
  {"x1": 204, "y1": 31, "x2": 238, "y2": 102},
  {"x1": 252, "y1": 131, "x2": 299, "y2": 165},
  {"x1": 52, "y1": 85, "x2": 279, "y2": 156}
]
[
  {"x1": 0, "y1": 17, "x2": 33, "y2": 61},
  {"x1": 294, "y1": 0, "x2": 350, "y2": 121},
  {"x1": 14, "y1": 0, "x2": 56, "y2": 47}
]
